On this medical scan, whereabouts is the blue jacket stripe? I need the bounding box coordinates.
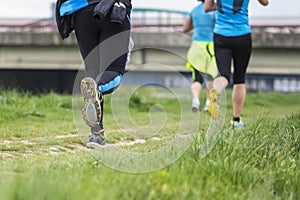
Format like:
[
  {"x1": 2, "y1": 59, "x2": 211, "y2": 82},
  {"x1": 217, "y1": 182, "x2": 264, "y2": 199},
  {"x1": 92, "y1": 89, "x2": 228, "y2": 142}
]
[
  {"x1": 60, "y1": 0, "x2": 89, "y2": 16},
  {"x1": 99, "y1": 74, "x2": 123, "y2": 93}
]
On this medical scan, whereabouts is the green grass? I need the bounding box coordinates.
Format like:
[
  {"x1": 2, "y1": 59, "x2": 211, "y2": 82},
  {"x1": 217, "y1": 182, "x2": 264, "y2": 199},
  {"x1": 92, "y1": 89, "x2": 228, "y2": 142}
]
[{"x1": 0, "y1": 89, "x2": 299, "y2": 200}]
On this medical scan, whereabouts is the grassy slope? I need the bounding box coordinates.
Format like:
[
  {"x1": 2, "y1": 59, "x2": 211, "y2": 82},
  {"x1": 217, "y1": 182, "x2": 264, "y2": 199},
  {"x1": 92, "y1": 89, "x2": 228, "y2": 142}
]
[{"x1": 0, "y1": 90, "x2": 299, "y2": 200}]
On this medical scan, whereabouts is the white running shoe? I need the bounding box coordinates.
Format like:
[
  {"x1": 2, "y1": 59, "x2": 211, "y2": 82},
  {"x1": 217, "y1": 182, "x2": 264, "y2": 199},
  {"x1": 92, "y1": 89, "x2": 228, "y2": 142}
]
[
  {"x1": 204, "y1": 99, "x2": 210, "y2": 112},
  {"x1": 192, "y1": 97, "x2": 200, "y2": 113}
]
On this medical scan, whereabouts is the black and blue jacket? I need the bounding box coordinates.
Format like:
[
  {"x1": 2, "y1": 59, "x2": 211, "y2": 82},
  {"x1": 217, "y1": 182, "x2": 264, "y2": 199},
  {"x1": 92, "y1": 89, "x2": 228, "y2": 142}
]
[{"x1": 56, "y1": 0, "x2": 132, "y2": 39}]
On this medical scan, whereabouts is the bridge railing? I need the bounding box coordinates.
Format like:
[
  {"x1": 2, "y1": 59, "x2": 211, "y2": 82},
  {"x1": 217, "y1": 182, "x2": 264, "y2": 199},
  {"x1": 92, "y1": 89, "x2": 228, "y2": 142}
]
[
  {"x1": 0, "y1": 13, "x2": 300, "y2": 92},
  {"x1": 0, "y1": 9, "x2": 300, "y2": 33}
]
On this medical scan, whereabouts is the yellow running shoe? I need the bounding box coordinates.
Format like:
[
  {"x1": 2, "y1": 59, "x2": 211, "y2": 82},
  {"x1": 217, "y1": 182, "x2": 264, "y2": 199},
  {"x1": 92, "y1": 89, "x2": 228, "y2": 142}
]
[
  {"x1": 208, "y1": 89, "x2": 220, "y2": 119},
  {"x1": 80, "y1": 77, "x2": 102, "y2": 127}
]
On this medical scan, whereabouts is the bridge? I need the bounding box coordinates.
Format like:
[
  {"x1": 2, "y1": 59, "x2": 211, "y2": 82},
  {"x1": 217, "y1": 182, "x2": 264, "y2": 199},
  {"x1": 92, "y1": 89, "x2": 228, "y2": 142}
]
[{"x1": 0, "y1": 9, "x2": 299, "y2": 92}]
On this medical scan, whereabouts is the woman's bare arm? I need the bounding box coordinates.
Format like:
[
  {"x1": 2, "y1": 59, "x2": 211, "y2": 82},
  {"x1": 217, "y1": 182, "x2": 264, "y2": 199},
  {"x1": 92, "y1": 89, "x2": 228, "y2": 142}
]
[
  {"x1": 183, "y1": 17, "x2": 193, "y2": 33},
  {"x1": 204, "y1": 0, "x2": 216, "y2": 12},
  {"x1": 258, "y1": 0, "x2": 269, "y2": 6}
]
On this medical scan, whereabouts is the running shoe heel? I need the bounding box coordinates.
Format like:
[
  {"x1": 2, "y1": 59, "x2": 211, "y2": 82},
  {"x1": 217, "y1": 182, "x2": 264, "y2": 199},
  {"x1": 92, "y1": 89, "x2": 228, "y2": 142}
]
[{"x1": 80, "y1": 77, "x2": 102, "y2": 127}]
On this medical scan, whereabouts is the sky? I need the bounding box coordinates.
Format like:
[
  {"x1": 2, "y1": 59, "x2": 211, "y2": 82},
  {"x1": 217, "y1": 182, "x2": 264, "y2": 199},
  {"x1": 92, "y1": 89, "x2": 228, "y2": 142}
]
[{"x1": 0, "y1": 0, "x2": 299, "y2": 19}]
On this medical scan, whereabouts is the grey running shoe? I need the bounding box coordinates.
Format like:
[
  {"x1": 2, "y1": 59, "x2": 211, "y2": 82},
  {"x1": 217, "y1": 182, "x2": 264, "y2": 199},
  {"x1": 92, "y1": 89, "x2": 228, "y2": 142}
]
[
  {"x1": 80, "y1": 77, "x2": 102, "y2": 127},
  {"x1": 87, "y1": 130, "x2": 105, "y2": 148}
]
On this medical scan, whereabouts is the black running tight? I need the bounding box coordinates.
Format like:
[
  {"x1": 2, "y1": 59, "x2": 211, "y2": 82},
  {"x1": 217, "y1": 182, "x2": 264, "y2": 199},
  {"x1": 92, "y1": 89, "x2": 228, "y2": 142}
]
[
  {"x1": 73, "y1": 3, "x2": 131, "y2": 93},
  {"x1": 73, "y1": 3, "x2": 131, "y2": 130}
]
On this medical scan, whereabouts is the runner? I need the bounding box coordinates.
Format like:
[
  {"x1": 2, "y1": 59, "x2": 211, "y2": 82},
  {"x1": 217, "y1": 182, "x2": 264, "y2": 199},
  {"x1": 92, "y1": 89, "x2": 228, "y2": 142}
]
[
  {"x1": 183, "y1": 0, "x2": 218, "y2": 113},
  {"x1": 56, "y1": 0, "x2": 132, "y2": 146},
  {"x1": 204, "y1": 0, "x2": 269, "y2": 128}
]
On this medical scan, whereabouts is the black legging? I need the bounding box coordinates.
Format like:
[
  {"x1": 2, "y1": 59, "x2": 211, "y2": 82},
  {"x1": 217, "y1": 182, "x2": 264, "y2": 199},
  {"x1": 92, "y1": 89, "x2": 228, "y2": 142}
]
[
  {"x1": 73, "y1": 3, "x2": 131, "y2": 130},
  {"x1": 214, "y1": 33, "x2": 252, "y2": 84},
  {"x1": 73, "y1": 3, "x2": 131, "y2": 85}
]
